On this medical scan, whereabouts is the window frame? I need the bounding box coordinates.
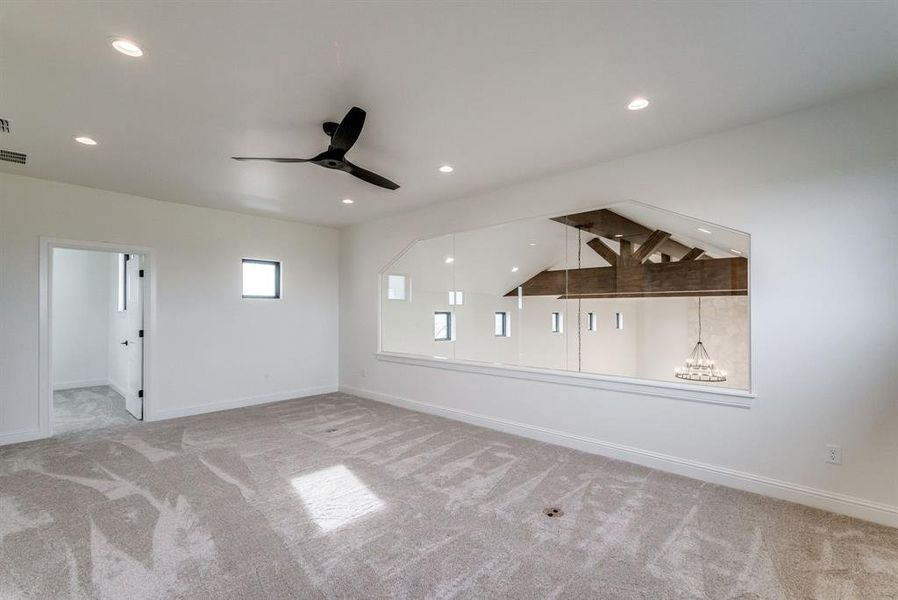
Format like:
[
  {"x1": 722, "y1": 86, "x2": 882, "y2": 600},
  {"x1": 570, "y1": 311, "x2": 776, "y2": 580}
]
[
  {"x1": 448, "y1": 290, "x2": 465, "y2": 306},
  {"x1": 494, "y1": 312, "x2": 510, "y2": 337},
  {"x1": 375, "y1": 201, "x2": 754, "y2": 404},
  {"x1": 551, "y1": 311, "x2": 563, "y2": 334},
  {"x1": 386, "y1": 274, "x2": 409, "y2": 301},
  {"x1": 242, "y1": 258, "x2": 282, "y2": 299},
  {"x1": 434, "y1": 311, "x2": 453, "y2": 342}
]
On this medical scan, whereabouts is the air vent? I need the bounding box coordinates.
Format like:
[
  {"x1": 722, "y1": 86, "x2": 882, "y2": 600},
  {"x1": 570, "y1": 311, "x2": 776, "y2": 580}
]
[
  {"x1": 0, "y1": 150, "x2": 26, "y2": 164},
  {"x1": 0, "y1": 119, "x2": 9, "y2": 133}
]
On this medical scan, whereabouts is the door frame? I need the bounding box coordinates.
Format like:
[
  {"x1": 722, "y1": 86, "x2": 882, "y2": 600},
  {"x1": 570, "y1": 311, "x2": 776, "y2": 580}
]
[{"x1": 39, "y1": 237, "x2": 157, "y2": 437}]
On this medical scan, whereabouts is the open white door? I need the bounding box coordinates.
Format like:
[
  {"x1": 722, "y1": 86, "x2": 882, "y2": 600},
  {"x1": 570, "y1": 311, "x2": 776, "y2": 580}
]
[{"x1": 122, "y1": 253, "x2": 144, "y2": 420}]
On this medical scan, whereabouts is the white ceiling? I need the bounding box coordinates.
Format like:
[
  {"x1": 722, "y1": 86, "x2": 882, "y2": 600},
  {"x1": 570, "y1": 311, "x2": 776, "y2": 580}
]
[{"x1": 1, "y1": 1, "x2": 896, "y2": 228}]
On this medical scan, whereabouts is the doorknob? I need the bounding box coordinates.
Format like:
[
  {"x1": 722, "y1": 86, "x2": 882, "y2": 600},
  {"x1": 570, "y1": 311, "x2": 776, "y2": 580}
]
[{"x1": 120, "y1": 340, "x2": 129, "y2": 346}]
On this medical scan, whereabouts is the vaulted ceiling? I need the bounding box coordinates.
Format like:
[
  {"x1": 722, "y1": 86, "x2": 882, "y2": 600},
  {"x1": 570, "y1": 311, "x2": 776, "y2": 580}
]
[
  {"x1": 1, "y1": 1, "x2": 896, "y2": 227},
  {"x1": 384, "y1": 201, "x2": 748, "y2": 297},
  {"x1": 515, "y1": 208, "x2": 749, "y2": 299}
]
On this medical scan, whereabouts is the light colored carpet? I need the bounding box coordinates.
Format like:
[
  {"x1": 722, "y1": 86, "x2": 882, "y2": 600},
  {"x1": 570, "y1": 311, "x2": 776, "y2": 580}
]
[
  {"x1": 53, "y1": 386, "x2": 137, "y2": 434},
  {"x1": 1, "y1": 392, "x2": 896, "y2": 599}
]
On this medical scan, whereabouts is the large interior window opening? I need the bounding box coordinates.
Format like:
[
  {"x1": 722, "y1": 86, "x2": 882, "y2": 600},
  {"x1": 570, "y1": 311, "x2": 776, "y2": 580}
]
[{"x1": 380, "y1": 200, "x2": 750, "y2": 391}]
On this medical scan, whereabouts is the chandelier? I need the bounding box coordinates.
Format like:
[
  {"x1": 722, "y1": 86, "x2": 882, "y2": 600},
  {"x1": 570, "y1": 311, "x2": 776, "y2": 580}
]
[{"x1": 675, "y1": 297, "x2": 727, "y2": 382}]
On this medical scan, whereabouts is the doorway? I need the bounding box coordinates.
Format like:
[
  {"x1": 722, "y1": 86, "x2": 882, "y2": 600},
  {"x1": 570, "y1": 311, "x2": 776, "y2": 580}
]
[{"x1": 42, "y1": 240, "x2": 153, "y2": 437}]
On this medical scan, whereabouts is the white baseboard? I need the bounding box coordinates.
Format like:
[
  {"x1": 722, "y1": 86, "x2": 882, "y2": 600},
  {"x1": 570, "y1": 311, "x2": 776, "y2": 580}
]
[
  {"x1": 152, "y1": 384, "x2": 339, "y2": 421},
  {"x1": 0, "y1": 429, "x2": 44, "y2": 446},
  {"x1": 340, "y1": 384, "x2": 898, "y2": 529},
  {"x1": 53, "y1": 378, "x2": 110, "y2": 391},
  {"x1": 106, "y1": 380, "x2": 129, "y2": 399}
]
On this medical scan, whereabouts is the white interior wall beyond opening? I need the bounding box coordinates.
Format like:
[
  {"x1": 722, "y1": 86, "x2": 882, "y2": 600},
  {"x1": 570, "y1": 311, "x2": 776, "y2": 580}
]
[{"x1": 51, "y1": 248, "x2": 112, "y2": 390}]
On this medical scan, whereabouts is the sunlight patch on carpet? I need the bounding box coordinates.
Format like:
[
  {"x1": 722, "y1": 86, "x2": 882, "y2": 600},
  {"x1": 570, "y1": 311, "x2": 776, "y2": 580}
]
[{"x1": 291, "y1": 465, "x2": 384, "y2": 531}]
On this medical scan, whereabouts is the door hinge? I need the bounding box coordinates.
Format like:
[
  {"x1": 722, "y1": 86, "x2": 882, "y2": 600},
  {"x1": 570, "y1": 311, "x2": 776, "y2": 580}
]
[
  {"x1": 138, "y1": 389, "x2": 144, "y2": 398},
  {"x1": 139, "y1": 269, "x2": 145, "y2": 278},
  {"x1": 138, "y1": 329, "x2": 144, "y2": 338}
]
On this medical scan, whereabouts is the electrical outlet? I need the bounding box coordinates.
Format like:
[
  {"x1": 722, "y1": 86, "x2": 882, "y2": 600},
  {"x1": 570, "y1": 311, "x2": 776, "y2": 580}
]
[{"x1": 825, "y1": 444, "x2": 842, "y2": 465}]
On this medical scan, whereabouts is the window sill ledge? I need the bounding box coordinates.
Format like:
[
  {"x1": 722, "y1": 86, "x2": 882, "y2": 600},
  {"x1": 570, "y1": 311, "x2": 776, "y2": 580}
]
[{"x1": 376, "y1": 352, "x2": 755, "y2": 409}]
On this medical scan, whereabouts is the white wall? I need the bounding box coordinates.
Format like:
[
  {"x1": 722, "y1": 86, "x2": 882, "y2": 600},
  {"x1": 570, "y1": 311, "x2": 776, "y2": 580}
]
[
  {"x1": 340, "y1": 87, "x2": 898, "y2": 525},
  {"x1": 50, "y1": 248, "x2": 112, "y2": 389},
  {"x1": 0, "y1": 174, "x2": 340, "y2": 441},
  {"x1": 381, "y1": 283, "x2": 748, "y2": 389}
]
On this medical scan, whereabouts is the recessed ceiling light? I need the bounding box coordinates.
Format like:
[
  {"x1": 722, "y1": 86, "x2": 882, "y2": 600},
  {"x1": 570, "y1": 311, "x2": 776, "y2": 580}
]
[
  {"x1": 627, "y1": 97, "x2": 650, "y2": 111},
  {"x1": 528, "y1": 242, "x2": 536, "y2": 247},
  {"x1": 342, "y1": 198, "x2": 354, "y2": 204},
  {"x1": 439, "y1": 165, "x2": 454, "y2": 173},
  {"x1": 613, "y1": 234, "x2": 624, "y2": 238},
  {"x1": 109, "y1": 37, "x2": 143, "y2": 58},
  {"x1": 729, "y1": 248, "x2": 742, "y2": 255},
  {"x1": 697, "y1": 227, "x2": 712, "y2": 234},
  {"x1": 74, "y1": 136, "x2": 98, "y2": 146},
  {"x1": 444, "y1": 256, "x2": 454, "y2": 264},
  {"x1": 511, "y1": 266, "x2": 519, "y2": 273}
]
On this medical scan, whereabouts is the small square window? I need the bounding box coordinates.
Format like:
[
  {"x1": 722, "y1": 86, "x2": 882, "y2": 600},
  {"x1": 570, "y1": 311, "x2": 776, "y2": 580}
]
[
  {"x1": 448, "y1": 290, "x2": 464, "y2": 305},
  {"x1": 615, "y1": 312, "x2": 624, "y2": 330},
  {"x1": 434, "y1": 311, "x2": 453, "y2": 341},
  {"x1": 587, "y1": 312, "x2": 597, "y2": 331},
  {"x1": 494, "y1": 312, "x2": 510, "y2": 337},
  {"x1": 387, "y1": 274, "x2": 407, "y2": 300},
  {"x1": 551, "y1": 312, "x2": 563, "y2": 334},
  {"x1": 242, "y1": 259, "x2": 281, "y2": 299}
]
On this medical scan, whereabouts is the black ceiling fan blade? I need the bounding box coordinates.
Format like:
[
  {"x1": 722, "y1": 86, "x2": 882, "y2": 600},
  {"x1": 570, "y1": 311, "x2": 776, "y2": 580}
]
[
  {"x1": 345, "y1": 161, "x2": 399, "y2": 190},
  {"x1": 232, "y1": 157, "x2": 314, "y2": 163},
  {"x1": 329, "y1": 107, "x2": 366, "y2": 152}
]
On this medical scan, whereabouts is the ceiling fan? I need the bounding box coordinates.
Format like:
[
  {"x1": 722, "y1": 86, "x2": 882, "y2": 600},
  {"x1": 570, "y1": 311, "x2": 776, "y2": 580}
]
[{"x1": 232, "y1": 106, "x2": 399, "y2": 190}]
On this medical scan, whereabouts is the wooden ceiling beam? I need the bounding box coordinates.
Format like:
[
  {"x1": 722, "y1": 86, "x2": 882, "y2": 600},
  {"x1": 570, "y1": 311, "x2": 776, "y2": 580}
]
[
  {"x1": 631, "y1": 229, "x2": 671, "y2": 264},
  {"x1": 557, "y1": 290, "x2": 746, "y2": 299},
  {"x1": 618, "y1": 239, "x2": 634, "y2": 267},
  {"x1": 680, "y1": 247, "x2": 705, "y2": 261},
  {"x1": 552, "y1": 209, "x2": 692, "y2": 258},
  {"x1": 505, "y1": 256, "x2": 748, "y2": 298},
  {"x1": 586, "y1": 237, "x2": 619, "y2": 266}
]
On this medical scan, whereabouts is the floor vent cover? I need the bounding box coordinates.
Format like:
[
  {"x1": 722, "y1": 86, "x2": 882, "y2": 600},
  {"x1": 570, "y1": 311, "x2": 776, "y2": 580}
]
[
  {"x1": 0, "y1": 149, "x2": 26, "y2": 164},
  {"x1": 543, "y1": 507, "x2": 563, "y2": 518}
]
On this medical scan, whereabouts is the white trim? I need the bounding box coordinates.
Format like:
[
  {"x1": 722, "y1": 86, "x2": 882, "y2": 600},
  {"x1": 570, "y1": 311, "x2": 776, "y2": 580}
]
[
  {"x1": 341, "y1": 385, "x2": 898, "y2": 529},
  {"x1": 53, "y1": 378, "x2": 111, "y2": 391},
  {"x1": 107, "y1": 379, "x2": 129, "y2": 399},
  {"x1": 0, "y1": 429, "x2": 45, "y2": 447},
  {"x1": 152, "y1": 384, "x2": 338, "y2": 421},
  {"x1": 377, "y1": 352, "x2": 754, "y2": 409},
  {"x1": 40, "y1": 237, "x2": 158, "y2": 439}
]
